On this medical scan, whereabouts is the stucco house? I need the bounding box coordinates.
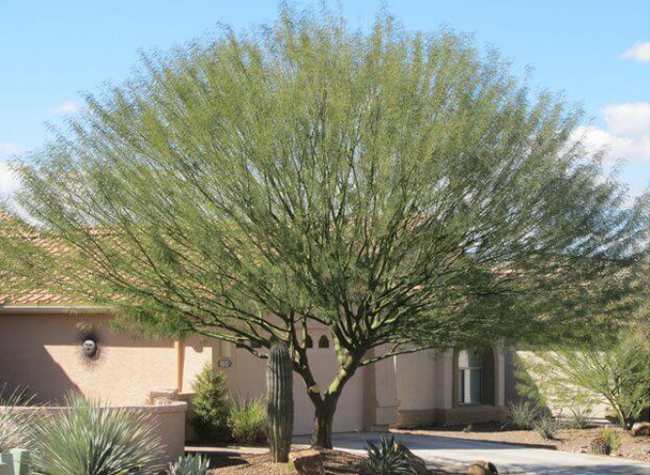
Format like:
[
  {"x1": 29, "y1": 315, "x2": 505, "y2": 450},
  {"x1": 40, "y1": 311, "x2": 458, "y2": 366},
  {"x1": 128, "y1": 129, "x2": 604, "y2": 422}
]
[
  {"x1": 0, "y1": 302, "x2": 506, "y2": 437},
  {"x1": 0, "y1": 216, "x2": 507, "y2": 437}
]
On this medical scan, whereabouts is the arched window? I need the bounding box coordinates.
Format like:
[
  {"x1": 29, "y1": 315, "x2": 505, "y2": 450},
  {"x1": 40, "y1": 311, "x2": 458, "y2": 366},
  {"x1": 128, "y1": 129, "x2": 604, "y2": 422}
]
[
  {"x1": 318, "y1": 335, "x2": 330, "y2": 349},
  {"x1": 458, "y1": 349, "x2": 482, "y2": 404},
  {"x1": 304, "y1": 335, "x2": 313, "y2": 349}
]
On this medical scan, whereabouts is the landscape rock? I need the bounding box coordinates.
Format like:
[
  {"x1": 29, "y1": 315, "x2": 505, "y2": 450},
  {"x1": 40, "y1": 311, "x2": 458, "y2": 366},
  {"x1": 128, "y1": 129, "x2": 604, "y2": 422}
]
[
  {"x1": 631, "y1": 422, "x2": 650, "y2": 437},
  {"x1": 467, "y1": 460, "x2": 499, "y2": 475},
  {"x1": 289, "y1": 450, "x2": 324, "y2": 475}
]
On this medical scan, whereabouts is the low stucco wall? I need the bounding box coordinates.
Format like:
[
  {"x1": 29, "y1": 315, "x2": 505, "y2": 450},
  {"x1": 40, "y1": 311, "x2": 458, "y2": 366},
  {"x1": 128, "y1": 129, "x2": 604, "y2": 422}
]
[{"x1": 0, "y1": 401, "x2": 187, "y2": 464}]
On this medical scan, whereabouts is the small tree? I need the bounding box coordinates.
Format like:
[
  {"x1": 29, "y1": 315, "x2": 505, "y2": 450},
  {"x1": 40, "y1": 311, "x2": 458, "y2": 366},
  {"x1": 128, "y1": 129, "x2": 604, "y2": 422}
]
[
  {"x1": 191, "y1": 365, "x2": 230, "y2": 441},
  {"x1": 1, "y1": 6, "x2": 646, "y2": 447},
  {"x1": 516, "y1": 323, "x2": 650, "y2": 430}
]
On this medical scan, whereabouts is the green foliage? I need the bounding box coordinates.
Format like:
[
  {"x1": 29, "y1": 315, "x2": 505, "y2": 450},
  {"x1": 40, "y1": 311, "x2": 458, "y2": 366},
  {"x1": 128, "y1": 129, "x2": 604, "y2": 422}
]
[
  {"x1": 191, "y1": 365, "x2": 230, "y2": 442},
  {"x1": 601, "y1": 427, "x2": 622, "y2": 452},
  {"x1": 0, "y1": 388, "x2": 38, "y2": 452},
  {"x1": 168, "y1": 454, "x2": 211, "y2": 475},
  {"x1": 227, "y1": 397, "x2": 267, "y2": 445},
  {"x1": 31, "y1": 395, "x2": 164, "y2": 475},
  {"x1": 566, "y1": 407, "x2": 593, "y2": 430},
  {"x1": 515, "y1": 323, "x2": 650, "y2": 430},
  {"x1": 3, "y1": 4, "x2": 646, "y2": 447},
  {"x1": 505, "y1": 401, "x2": 539, "y2": 430},
  {"x1": 358, "y1": 436, "x2": 419, "y2": 475},
  {"x1": 533, "y1": 414, "x2": 560, "y2": 440}
]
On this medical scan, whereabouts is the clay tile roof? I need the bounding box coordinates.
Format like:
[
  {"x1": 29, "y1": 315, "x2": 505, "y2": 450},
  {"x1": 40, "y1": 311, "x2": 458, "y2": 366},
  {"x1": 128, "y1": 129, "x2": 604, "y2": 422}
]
[{"x1": 0, "y1": 214, "x2": 85, "y2": 307}]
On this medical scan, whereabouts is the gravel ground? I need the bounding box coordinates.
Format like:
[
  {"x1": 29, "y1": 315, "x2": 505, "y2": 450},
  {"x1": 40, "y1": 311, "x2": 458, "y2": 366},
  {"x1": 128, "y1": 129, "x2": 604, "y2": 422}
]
[
  {"x1": 206, "y1": 449, "x2": 456, "y2": 474},
  {"x1": 395, "y1": 425, "x2": 650, "y2": 462}
]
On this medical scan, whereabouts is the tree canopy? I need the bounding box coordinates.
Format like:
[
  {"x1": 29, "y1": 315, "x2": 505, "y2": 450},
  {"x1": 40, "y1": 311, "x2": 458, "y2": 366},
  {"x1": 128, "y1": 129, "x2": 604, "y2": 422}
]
[{"x1": 1, "y1": 7, "x2": 647, "y2": 447}]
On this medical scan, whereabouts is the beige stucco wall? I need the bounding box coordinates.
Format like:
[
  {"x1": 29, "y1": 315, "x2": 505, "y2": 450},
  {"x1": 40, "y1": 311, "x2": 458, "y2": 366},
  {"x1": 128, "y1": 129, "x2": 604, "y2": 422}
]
[
  {"x1": 395, "y1": 349, "x2": 441, "y2": 412},
  {"x1": 395, "y1": 347, "x2": 506, "y2": 427},
  {"x1": 0, "y1": 402, "x2": 186, "y2": 464},
  {"x1": 216, "y1": 327, "x2": 366, "y2": 435},
  {"x1": 0, "y1": 312, "x2": 211, "y2": 405},
  {"x1": 0, "y1": 308, "x2": 510, "y2": 437}
]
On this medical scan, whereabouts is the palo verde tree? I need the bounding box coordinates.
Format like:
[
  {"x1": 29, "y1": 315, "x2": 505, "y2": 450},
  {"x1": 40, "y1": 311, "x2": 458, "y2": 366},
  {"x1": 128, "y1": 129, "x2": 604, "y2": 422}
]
[{"x1": 1, "y1": 7, "x2": 647, "y2": 448}]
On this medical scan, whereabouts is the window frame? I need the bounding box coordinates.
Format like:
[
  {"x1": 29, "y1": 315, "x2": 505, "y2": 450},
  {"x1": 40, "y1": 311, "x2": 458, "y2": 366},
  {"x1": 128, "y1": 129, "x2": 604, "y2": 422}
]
[{"x1": 458, "y1": 349, "x2": 482, "y2": 405}]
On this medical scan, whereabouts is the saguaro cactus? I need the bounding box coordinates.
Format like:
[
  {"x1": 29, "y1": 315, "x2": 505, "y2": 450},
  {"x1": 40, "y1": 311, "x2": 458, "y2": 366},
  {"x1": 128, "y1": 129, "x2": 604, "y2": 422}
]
[{"x1": 266, "y1": 342, "x2": 294, "y2": 463}]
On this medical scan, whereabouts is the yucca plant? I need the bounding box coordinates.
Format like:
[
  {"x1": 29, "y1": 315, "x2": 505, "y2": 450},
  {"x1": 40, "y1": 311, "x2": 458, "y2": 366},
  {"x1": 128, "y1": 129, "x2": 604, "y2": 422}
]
[
  {"x1": 168, "y1": 454, "x2": 210, "y2": 475},
  {"x1": 357, "y1": 436, "x2": 419, "y2": 475},
  {"x1": 506, "y1": 401, "x2": 539, "y2": 430},
  {"x1": 31, "y1": 395, "x2": 164, "y2": 475},
  {"x1": 0, "y1": 388, "x2": 38, "y2": 452},
  {"x1": 533, "y1": 414, "x2": 561, "y2": 440},
  {"x1": 566, "y1": 407, "x2": 592, "y2": 430}
]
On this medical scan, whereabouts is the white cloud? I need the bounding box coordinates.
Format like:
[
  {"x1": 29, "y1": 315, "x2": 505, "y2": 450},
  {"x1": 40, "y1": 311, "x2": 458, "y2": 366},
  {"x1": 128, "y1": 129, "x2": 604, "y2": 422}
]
[
  {"x1": 621, "y1": 41, "x2": 650, "y2": 62},
  {"x1": 0, "y1": 162, "x2": 20, "y2": 196},
  {"x1": 0, "y1": 143, "x2": 24, "y2": 198},
  {"x1": 602, "y1": 103, "x2": 650, "y2": 136},
  {"x1": 0, "y1": 142, "x2": 22, "y2": 156},
  {"x1": 573, "y1": 102, "x2": 650, "y2": 166},
  {"x1": 52, "y1": 100, "x2": 79, "y2": 115}
]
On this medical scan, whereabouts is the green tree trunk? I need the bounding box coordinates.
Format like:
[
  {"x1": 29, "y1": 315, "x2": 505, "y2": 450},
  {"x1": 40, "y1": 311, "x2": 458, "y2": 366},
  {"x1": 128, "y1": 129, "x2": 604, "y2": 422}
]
[{"x1": 311, "y1": 400, "x2": 337, "y2": 449}]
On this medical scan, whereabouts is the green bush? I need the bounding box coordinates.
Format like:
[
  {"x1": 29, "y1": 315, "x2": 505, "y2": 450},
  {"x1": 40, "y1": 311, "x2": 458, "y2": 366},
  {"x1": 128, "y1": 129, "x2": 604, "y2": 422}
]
[
  {"x1": 191, "y1": 365, "x2": 230, "y2": 441},
  {"x1": 566, "y1": 407, "x2": 592, "y2": 429},
  {"x1": 506, "y1": 401, "x2": 539, "y2": 430},
  {"x1": 602, "y1": 427, "x2": 622, "y2": 452},
  {"x1": 357, "y1": 436, "x2": 419, "y2": 475},
  {"x1": 533, "y1": 414, "x2": 560, "y2": 440},
  {"x1": 32, "y1": 395, "x2": 164, "y2": 475},
  {"x1": 227, "y1": 397, "x2": 267, "y2": 445}
]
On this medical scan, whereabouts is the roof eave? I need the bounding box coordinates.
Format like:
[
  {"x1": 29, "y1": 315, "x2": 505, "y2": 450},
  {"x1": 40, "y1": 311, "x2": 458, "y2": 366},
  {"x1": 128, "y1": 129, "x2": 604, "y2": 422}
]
[{"x1": 0, "y1": 305, "x2": 111, "y2": 315}]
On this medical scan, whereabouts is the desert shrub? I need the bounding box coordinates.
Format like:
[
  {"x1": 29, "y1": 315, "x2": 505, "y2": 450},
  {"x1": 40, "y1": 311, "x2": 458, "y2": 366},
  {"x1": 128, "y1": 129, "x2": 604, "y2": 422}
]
[
  {"x1": 601, "y1": 427, "x2": 622, "y2": 452},
  {"x1": 168, "y1": 454, "x2": 210, "y2": 475},
  {"x1": 506, "y1": 401, "x2": 539, "y2": 430},
  {"x1": 0, "y1": 388, "x2": 38, "y2": 452},
  {"x1": 566, "y1": 407, "x2": 592, "y2": 429},
  {"x1": 515, "y1": 323, "x2": 650, "y2": 430},
  {"x1": 227, "y1": 397, "x2": 266, "y2": 445},
  {"x1": 31, "y1": 395, "x2": 164, "y2": 475},
  {"x1": 357, "y1": 436, "x2": 419, "y2": 475},
  {"x1": 533, "y1": 414, "x2": 560, "y2": 440},
  {"x1": 192, "y1": 365, "x2": 230, "y2": 441}
]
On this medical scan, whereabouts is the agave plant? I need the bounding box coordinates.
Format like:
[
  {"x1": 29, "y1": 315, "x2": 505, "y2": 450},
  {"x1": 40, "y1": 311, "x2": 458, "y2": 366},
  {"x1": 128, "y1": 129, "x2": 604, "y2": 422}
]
[
  {"x1": 31, "y1": 395, "x2": 164, "y2": 475},
  {"x1": 357, "y1": 435, "x2": 419, "y2": 475},
  {"x1": 168, "y1": 454, "x2": 210, "y2": 475},
  {"x1": 0, "y1": 387, "x2": 38, "y2": 452}
]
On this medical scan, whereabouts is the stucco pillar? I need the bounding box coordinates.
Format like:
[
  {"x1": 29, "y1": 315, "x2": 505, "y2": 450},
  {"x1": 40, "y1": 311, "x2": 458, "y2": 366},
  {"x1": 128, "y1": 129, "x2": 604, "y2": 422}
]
[
  {"x1": 174, "y1": 340, "x2": 185, "y2": 393},
  {"x1": 437, "y1": 349, "x2": 455, "y2": 410},
  {"x1": 495, "y1": 346, "x2": 506, "y2": 407},
  {"x1": 363, "y1": 346, "x2": 400, "y2": 431}
]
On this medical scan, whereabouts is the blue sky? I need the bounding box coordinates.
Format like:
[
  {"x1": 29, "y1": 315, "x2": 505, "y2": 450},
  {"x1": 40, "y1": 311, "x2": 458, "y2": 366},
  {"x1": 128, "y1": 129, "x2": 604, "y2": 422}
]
[{"x1": 1, "y1": 1, "x2": 649, "y2": 199}]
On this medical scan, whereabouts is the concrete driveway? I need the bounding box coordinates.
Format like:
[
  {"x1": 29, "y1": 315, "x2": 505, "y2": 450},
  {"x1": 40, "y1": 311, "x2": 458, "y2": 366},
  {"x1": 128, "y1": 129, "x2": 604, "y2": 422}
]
[{"x1": 294, "y1": 432, "x2": 650, "y2": 475}]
